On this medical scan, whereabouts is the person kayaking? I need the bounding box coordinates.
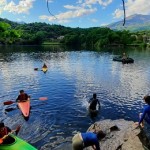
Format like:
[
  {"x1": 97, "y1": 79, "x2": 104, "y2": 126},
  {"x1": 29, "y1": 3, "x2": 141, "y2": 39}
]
[
  {"x1": 0, "y1": 122, "x2": 21, "y2": 144},
  {"x1": 89, "y1": 93, "x2": 100, "y2": 111},
  {"x1": 16, "y1": 90, "x2": 30, "y2": 102},
  {"x1": 134, "y1": 95, "x2": 150, "y2": 128},
  {"x1": 122, "y1": 52, "x2": 127, "y2": 60},
  {"x1": 42, "y1": 63, "x2": 47, "y2": 68},
  {"x1": 0, "y1": 122, "x2": 11, "y2": 139},
  {"x1": 72, "y1": 130, "x2": 105, "y2": 150}
]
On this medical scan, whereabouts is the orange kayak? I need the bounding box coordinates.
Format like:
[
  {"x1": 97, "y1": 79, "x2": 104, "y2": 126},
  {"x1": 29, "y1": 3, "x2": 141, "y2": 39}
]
[{"x1": 17, "y1": 100, "x2": 30, "y2": 117}]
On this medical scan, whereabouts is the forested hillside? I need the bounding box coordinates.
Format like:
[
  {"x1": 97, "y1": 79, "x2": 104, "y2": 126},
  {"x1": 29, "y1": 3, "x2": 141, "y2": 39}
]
[{"x1": 0, "y1": 17, "x2": 149, "y2": 48}]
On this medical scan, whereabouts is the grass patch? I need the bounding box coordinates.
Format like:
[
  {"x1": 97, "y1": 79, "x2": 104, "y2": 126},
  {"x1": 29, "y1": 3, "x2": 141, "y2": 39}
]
[{"x1": 42, "y1": 41, "x2": 61, "y2": 45}]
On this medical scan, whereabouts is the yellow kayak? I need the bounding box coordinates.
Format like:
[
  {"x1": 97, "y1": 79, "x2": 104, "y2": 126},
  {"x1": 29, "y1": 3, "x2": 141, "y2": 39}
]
[{"x1": 42, "y1": 67, "x2": 48, "y2": 72}]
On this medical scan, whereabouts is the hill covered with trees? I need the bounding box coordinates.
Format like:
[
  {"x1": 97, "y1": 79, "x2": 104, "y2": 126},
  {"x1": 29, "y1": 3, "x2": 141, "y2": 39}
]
[{"x1": 0, "y1": 17, "x2": 150, "y2": 48}]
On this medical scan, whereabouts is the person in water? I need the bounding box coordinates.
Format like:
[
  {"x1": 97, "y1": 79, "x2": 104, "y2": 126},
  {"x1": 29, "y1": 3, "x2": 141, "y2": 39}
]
[
  {"x1": 16, "y1": 90, "x2": 29, "y2": 102},
  {"x1": 72, "y1": 130, "x2": 105, "y2": 150},
  {"x1": 89, "y1": 93, "x2": 100, "y2": 111},
  {"x1": 135, "y1": 95, "x2": 150, "y2": 128}
]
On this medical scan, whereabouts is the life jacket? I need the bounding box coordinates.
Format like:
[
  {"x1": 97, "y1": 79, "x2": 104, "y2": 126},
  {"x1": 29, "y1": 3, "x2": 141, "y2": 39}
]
[
  {"x1": 18, "y1": 94, "x2": 28, "y2": 101},
  {"x1": 0, "y1": 127, "x2": 8, "y2": 138}
]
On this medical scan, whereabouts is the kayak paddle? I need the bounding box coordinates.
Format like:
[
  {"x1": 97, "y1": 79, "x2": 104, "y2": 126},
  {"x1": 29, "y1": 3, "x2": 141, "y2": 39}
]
[
  {"x1": 34, "y1": 68, "x2": 48, "y2": 71},
  {"x1": 0, "y1": 125, "x2": 21, "y2": 144},
  {"x1": 39, "y1": 97, "x2": 48, "y2": 100},
  {"x1": 3, "y1": 97, "x2": 48, "y2": 105},
  {"x1": 34, "y1": 68, "x2": 39, "y2": 71}
]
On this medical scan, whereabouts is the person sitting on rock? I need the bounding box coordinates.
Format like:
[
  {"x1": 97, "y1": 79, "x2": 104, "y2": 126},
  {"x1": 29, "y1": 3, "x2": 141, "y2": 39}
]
[
  {"x1": 72, "y1": 130, "x2": 105, "y2": 150},
  {"x1": 135, "y1": 95, "x2": 150, "y2": 128},
  {"x1": 89, "y1": 93, "x2": 100, "y2": 111}
]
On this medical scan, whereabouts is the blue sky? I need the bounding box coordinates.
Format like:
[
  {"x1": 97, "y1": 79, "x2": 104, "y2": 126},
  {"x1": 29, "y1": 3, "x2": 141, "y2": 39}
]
[{"x1": 0, "y1": 0, "x2": 150, "y2": 28}]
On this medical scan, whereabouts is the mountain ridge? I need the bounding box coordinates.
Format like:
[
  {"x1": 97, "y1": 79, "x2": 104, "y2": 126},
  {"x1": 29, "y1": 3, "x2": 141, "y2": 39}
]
[
  {"x1": 107, "y1": 14, "x2": 150, "y2": 31},
  {"x1": 0, "y1": 14, "x2": 150, "y2": 32}
]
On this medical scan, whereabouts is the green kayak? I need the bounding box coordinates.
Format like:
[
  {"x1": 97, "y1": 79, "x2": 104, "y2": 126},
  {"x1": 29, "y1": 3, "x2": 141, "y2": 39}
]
[{"x1": 0, "y1": 134, "x2": 37, "y2": 150}]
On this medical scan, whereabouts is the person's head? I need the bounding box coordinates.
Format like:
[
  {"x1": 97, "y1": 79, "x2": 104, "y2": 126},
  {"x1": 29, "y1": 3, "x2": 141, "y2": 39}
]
[
  {"x1": 20, "y1": 90, "x2": 24, "y2": 95},
  {"x1": 96, "y1": 130, "x2": 106, "y2": 140},
  {"x1": 143, "y1": 95, "x2": 150, "y2": 105},
  {"x1": 0, "y1": 122, "x2": 5, "y2": 129},
  {"x1": 93, "y1": 93, "x2": 97, "y2": 99},
  {"x1": 123, "y1": 52, "x2": 126, "y2": 55}
]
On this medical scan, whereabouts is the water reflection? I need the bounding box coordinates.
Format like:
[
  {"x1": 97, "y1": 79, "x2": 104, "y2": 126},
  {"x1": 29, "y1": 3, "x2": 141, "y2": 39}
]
[{"x1": 0, "y1": 45, "x2": 150, "y2": 149}]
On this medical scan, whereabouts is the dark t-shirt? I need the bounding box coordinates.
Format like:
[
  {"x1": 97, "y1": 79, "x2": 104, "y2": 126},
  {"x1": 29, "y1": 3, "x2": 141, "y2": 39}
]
[
  {"x1": 16, "y1": 93, "x2": 28, "y2": 102},
  {"x1": 139, "y1": 105, "x2": 150, "y2": 124},
  {"x1": 89, "y1": 98, "x2": 99, "y2": 110}
]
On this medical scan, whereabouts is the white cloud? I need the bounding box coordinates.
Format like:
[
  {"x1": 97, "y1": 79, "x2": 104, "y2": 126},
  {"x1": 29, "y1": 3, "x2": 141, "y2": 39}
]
[
  {"x1": 98, "y1": 0, "x2": 112, "y2": 6},
  {"x1": 17, "y1": 18, "x2": 21, "y2": 21},
  {"x1": 100, "y1": 23, "x2": 108, "y2": 26},
  {"x1": 2, "y1": 0, "x2": 35, "y2": 14},
  {"x1": 64, "y1": 5, "x2": 81, "y2": 10},
  {"x1": 40, "y1": 0, "x2": 112, "y2": 24},
  {"x1": 0, "y1": 0, "x2": 6, "y2": 14},
  {"x1": 77, "y1": 0, "x2": 83, "y2": 4},
  {"x1": 46, "y1": 0, "x2": 53, "y2": 3},
  {"x1": 113, "y1": 8, "x2": 123, "y2": 18},
  {"x1": 91, "y1": 18, "x2": 98, "y2": 22},
  {"x1": 0, "y1": 0, "x2": 6, "y2": 6},
  {"x1": 113, "y1": 0, "x2": 150, "y2": 18},
  {"x1": 40, "y1": 7, "x2": 97, "y2": 23},
  {"x1": 83, "y1": 0, "x2": 112, "y2": 7}
]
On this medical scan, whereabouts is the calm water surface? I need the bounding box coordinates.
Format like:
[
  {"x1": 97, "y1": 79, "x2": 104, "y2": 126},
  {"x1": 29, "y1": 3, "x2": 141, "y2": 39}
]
[{"x1": 0, "y1": 45, "x2": 150, "y2": 149}]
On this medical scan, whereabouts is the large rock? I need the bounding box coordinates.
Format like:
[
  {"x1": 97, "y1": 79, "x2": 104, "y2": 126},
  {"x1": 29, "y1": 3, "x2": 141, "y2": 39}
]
[
  {"x1": 86, "y1": 119, "x2": 150, "y2": 150},
  {"x1": 45, "y1": 119, "x2": 150, "y2": 150}
]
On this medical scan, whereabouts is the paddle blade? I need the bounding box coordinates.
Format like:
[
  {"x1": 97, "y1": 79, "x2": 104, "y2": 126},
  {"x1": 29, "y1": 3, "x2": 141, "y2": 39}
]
[
  {"x1": 3, "y1": 101, "x2": 14, "y2": 105},
  {"x1": 34, "y1": 68, "x2": 38, "y2": 71},
  {"x1": 15, "y1": 125, "x2": 21, "y2": 135},
  {"x1": 39, "y1": 97, "x2": 48, "y2": 100},
  {"x1": 0, "y1": 138, "x2": 3, "y2": 144},
  {"x1": 5, "y1": 108, "x2": 16, "y2": 112}
]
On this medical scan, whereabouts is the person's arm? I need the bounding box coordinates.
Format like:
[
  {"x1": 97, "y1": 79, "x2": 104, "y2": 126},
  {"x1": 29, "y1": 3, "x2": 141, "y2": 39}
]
[
  {"x1": 89, "y1": 98, "x2": 92, "y2": 103},
  {"x1": 139, "y1": 108, "x2": 147, "y2": 125},
  {"x1": 92, "y1": 145, "x2": 96, "y2": 150},
  {"x1": 95, "y1": 141, "x2": 100, "y2": 150},
  {"x1": 16, "y1": 95, "x2": 20, "y2": 102},
  {"x1": 6, "y1": 127, "x2": 11, "y2": 133},
  {"x1": 25, "y1": 94, "x2": 29, "y2": 100},
  {"x1": 97, "y1": 100, "x2": 100, "y2": 108}
]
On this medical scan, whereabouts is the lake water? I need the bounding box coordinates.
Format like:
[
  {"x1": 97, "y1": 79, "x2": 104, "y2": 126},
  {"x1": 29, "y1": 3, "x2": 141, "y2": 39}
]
[{"x1": 0, "y1": 45, "x2": 150, "y2": 149}]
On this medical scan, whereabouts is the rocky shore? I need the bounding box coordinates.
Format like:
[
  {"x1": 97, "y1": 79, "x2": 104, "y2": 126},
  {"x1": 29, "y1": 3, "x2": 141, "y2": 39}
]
[{"x1": 43, "y1": 119, "x2": 150, "y2": 150}]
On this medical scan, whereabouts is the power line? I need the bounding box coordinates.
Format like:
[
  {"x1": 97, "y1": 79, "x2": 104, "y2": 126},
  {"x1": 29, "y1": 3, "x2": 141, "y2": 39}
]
[
  {"x1": 47, "y1": 0, "x2": 57, "y2": 19},
  {"x1": 122, "y1": 0, "x2": 126, "y2": 26}
]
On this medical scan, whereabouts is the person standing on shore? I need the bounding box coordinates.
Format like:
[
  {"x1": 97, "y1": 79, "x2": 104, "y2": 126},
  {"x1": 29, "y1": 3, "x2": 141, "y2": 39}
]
[{"x1": 135, "y1": 95, "x2": 150, "y2": 128}]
